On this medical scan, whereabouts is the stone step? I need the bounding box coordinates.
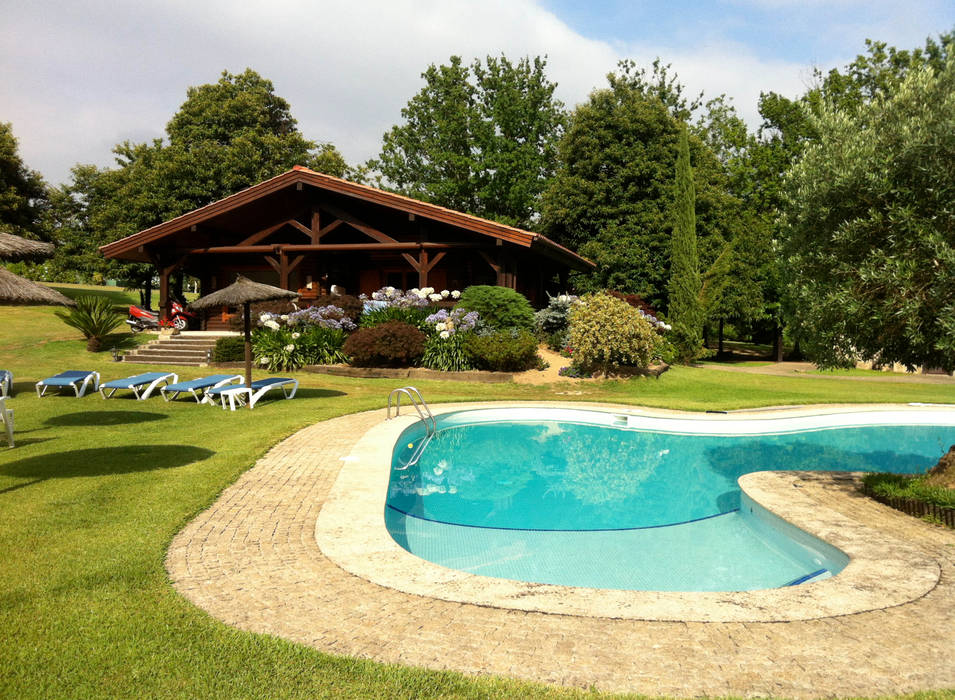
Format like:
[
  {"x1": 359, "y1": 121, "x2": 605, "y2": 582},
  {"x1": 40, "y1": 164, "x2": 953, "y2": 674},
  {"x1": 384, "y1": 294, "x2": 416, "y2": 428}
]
[{"x1": 123, "y1": 359, "x2": 206, "y2": 367}]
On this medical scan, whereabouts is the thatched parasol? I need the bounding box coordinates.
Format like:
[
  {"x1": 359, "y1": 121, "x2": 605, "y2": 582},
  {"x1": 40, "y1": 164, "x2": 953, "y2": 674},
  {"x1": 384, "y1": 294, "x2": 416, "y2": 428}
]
[
  {"x1": 0, "y1": 267, "x2": 74, "y2": 306},
  {"x1": 0, "y1": 232, "x2": 55, "y2": 262},
  {"x1": 189, "y1": 275, "x2": 298, "y2": 387}
]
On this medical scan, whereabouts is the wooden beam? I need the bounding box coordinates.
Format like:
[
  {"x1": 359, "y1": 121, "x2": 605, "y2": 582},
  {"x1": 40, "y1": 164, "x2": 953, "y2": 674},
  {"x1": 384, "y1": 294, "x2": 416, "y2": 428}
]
[
  {"x1": 322, "y1": 203, "x2": 398, "y2": 243},
  {"x1": 310, "y1": 209, "x2": 321, "y2": 244},
  {"x1": 418, "y1": 250, "x2": 429, "y2": 287},
  {"x1": 318, "y1": 219, "x2": 343, "y2": 238},
  {"x1": 287, "y1": 220, "x2": 313, "y2": 239},
  {"x1": 287, "y1": 254, "x2": 305, "y2": 275},
  {"x1": 264, "y1": 255, "x2": 281, "y2": 273},
  {"x1": 189, "y1": 242, "x2": 489, "y2": 254},
  {"x1": 237, "y1": 220, "x2": 290, "y2": 246}
]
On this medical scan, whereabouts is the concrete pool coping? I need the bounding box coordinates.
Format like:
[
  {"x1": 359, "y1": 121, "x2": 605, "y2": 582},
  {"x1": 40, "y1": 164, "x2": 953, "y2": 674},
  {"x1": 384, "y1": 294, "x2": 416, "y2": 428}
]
[{"x1": 316, "y1": 401, "x2": 948, "y2": 623}]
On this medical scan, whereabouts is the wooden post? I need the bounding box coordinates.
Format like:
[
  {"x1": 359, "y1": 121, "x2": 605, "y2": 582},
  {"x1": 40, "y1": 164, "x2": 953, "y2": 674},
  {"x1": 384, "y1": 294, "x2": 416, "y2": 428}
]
[
  {"x1": 280, "y1": 251, "x2": 289, "y2": 290},
  {"x1": 418, "y1": 249, "x2": 429, "y2": 288},
  {"x1": 243, "y1": 302, "x2": 252, "y2": 389},
  {"x1": 159, "y1": 268, "x2": 170, "y2": 322}
]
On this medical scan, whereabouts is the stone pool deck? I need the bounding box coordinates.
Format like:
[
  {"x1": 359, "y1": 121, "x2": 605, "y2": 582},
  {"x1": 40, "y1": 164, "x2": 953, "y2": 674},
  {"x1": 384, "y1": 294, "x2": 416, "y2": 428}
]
[{"x1": 166, "y1": 404, "x2": 955, "y2": 698}]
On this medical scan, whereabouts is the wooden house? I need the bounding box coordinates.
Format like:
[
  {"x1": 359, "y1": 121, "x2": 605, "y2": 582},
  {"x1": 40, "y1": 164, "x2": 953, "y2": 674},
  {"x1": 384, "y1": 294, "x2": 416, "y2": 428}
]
[{"x1": 99, "y1": 166, "x2": 594, "y2": 329}]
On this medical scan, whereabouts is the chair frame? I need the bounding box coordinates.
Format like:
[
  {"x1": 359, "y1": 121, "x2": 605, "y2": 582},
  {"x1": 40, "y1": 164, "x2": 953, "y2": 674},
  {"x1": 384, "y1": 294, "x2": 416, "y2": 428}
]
[
  {"x1": 205, "y1": 378, "x2": 299, "y2": 411},
  {"x1": 160, "y1": 374, "x2": 243, "y2": 403},
  {"x1": 99, "y1": 372, "x2": 179, "y2": 400},
  {"x1": 36, "y1": 371, "x2": 101, "y2": 398}
]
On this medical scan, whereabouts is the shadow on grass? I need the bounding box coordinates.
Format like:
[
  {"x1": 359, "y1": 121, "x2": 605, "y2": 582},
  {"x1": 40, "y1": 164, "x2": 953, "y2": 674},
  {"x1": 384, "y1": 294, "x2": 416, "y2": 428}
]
[
  {"x1": 45, "y1": 411, "x2": 167, "y2": 427},
  {"x1": 293, "y1": 388, "x2": 347, "y2": 399},
  {"x1": 0, "y1": 444, "x2": 215, "y2": 481}
]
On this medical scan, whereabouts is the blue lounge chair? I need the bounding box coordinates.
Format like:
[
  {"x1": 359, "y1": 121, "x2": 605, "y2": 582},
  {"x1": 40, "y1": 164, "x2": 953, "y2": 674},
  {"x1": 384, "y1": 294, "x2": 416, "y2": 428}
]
[
  {"x1": 160, "y1": 374, "x2": 242, "y2": 403},
  {"x1": 99, "y1": 371, "x2": 178, "y2": 400},
  {"x1": 0, "y1": 370, "x2": 12, "y2": 398},
  {"x1": 204, "y1": 377, "x2": 298, "y2": 411},
  {"x1": 36, "y1": 370, "x2": 100, "y2": 398}
]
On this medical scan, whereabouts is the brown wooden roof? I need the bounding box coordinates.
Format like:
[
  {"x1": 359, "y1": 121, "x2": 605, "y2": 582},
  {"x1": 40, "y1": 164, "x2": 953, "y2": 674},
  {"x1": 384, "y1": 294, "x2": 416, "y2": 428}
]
[{"x1": 99, "y1": 166, "x2": 594, "y2": 270}]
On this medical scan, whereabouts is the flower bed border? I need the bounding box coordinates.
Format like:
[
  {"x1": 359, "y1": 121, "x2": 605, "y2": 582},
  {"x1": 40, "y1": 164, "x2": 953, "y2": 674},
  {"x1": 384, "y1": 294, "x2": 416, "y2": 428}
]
[
  {"x1": 861, "y1": 482, "x2": 955, "y2": 529},
  {"x1": 302, "y1": 365, "x2": 514, "y2": 383}
]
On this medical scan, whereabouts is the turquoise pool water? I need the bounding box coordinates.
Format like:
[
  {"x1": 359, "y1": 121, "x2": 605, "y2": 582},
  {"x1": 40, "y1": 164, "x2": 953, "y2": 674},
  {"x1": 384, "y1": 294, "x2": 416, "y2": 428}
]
[{"x1": 385, "y1": 408, "x2": 955, "y2": 592}]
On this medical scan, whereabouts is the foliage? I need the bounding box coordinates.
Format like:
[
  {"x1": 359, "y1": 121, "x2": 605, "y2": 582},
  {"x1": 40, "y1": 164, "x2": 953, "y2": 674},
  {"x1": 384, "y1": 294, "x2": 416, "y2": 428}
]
[
  {"x1": 211, "y1": 335, "x2": 245, "y2": 363},
  {"x1": 358, "y1": 304, "x2": 432, "y2": 332},
  {"x1": 567, "y1": 293, "x2": 662, "y2": 376},
  {"x1": 456, "y1": 285, "x2": 534, "y2": 330},
  {"x1": 420, "y1": 333, "x2": 474, "y2": 372},
  {"x1": 862, "y1": 472, "x2": 955, "y2": 509},
  {"x1": 253, "y1": 325, "x2": 348, "y2": 371},
  {"x1": 54, "y1": 295, "x2": 124, "y2": 352},
  {"x1": 463, "y1": 328, "x2": 539, "y2": 372},
  {"x1": 283, "y1": 304, "x2": 357, "y2": 331},
  {"x1": 0, "y1": 122, "x2": 48, "y2": 240},
  {"x1": 667, "y1": 124, "x2": 703, "y2": 362},
  {"x1": 558, "y1": 365, "x2": 591, "y2": 378},
  {"x1": 343, "y1": 321, "x2": 426, "y2": 367},
  {"x1": 534, "y1": 293, "x2": 578, "y2": 333},
  {"x1": 43, "y1": 69, "x2": 347, "y2": 299},
  {"x1": 371, "y1": 55, "x2": 565, "y2": 229},
  {"x1": 228, "y1": 299, "x2": 298, "y2": 331},
  {"x1": 781, "y1": 54, "x2": 955, "y2": 370},
  {"x1": 423, "y1": 307, "x2": 480, "y2": 337},
  {"x1": 309, "y1": 293, "x2": 363, "y2": 321}
]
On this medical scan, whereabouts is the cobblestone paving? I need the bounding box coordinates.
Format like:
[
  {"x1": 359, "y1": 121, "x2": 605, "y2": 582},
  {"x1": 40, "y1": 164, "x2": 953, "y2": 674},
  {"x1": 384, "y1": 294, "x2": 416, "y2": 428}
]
[{"x1": 167, "y1": 409, "x2": 955, "y2": 698}]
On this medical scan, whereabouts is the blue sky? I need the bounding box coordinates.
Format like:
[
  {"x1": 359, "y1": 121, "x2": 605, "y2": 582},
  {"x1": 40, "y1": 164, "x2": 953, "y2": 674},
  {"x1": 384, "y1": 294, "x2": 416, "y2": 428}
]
[{"x1": 2, "y1": 0, "x2": 953, "y2": 186}]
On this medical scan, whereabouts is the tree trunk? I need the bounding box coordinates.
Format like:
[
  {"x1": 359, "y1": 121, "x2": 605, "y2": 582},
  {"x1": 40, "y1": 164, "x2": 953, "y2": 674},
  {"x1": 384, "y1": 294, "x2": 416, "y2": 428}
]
[
  {"x1": 718, "y1": 318, "x2": 725, "y2": 357},
  {"x1": 772, "y1": 323, "x2": 784, "y2": 362},
  {"x1": 87, "y1": 337, "x2": 102, "y2": 353}
]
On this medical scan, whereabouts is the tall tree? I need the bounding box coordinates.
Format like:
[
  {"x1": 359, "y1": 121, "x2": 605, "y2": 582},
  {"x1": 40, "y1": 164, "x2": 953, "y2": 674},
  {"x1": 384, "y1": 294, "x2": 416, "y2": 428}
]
[
  {"x1": 44, "y1": 69, "x2": 347, "y2": 299},
  {"x1": 781, "y1": 53, "x2": 955, "y2": 371},
  {"x1": 0, "y1": 122, "x2": 48, "y2": 239},
  {"x1": 667, "y1": 125, "x2": 702, "y2": 361},
  {"x1": 372, "y1": 55, "x2": 565, "y2": 229}
]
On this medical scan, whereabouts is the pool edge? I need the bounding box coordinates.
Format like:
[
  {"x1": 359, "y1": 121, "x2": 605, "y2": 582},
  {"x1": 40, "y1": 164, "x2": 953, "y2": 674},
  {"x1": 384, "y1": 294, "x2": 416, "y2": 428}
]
[{"x1": 315, "y1": 402, "x2": 944, "y2": 623}]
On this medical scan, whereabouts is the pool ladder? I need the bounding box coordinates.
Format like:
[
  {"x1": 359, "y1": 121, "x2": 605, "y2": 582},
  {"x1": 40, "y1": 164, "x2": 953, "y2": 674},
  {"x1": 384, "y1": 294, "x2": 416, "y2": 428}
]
[{"x1": 387, "y1": 386, "x2": 436, "y2": 470}]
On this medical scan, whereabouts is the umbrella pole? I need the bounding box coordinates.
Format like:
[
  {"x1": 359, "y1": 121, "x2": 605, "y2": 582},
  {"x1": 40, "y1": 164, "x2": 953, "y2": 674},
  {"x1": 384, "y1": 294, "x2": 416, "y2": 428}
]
[{"x1": 244, "y1": 301, "x2": 252, "y2": 389}]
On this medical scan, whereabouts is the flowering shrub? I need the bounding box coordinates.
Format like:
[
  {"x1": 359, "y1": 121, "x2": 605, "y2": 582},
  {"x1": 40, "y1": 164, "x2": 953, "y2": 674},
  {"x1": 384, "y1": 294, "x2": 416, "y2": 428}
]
[
  {"x1": 558, "y1": 365, "x2": 591, "y2": 378},
  {"x1": 567, "y1": 293, "x2": 662, "y2": 376},
  {"x1": 252, "y1": 326, "x2": 349, "y2": 371},
  {"x1": 605, "y1": 290, "x2": 671, "y2": 332},
  {"x1": 284, "y1": 304, "x2": 357, "y2": 331},
  {"x1": 311, "y1": 293, "x2": 363, "y2": 321},
  {"x1": 424, "y1": 308, "x2": 480, "y2": 338},
  {"x1": 534, "y1": 292, "x2": 580, "y2": 349},
  {"x1": 344, "y1": 321, "x2": 426, "y2": 367},
  {"x1": 361, "y1": 286, "x2": 459, "y2": 308},
  {"x1": 358, "y1": 287, "x2": 461, "y2": 331},
  {"x1": 421, "y1": 333, "x2": 474, "y2": 371}
]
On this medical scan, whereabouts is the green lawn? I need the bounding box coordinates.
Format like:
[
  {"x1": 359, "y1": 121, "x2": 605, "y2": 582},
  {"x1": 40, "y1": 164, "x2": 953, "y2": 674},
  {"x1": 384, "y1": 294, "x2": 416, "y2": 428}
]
[{"x1": 2, "y1": 303, "x2": 954, "y2": 698}]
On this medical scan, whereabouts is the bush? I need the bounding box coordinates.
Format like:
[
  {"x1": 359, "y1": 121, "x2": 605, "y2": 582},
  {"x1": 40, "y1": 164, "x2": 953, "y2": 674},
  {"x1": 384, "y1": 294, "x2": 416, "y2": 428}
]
[
  {"x1": 344, "y1": 321, "x2": 426, "y2": 367},
  {"x1": 252, "y1": 325, "x2": 348, "y2": 371},
  {"x1": 229, "y1": 299, "x2": 297, "y2": 331},
  {"x1": 212, "y1": 336, "x2": 245, "y2": 362},
  {"x1": 534, "y1": 293, "x2": 579, "y2": 349},
  {"x1": 457, "y1": 286, "x2": 535, "y2": 330},
  {"x1": 568, "y1": 293, "x2": 661, "y2": 376},
  {"x1": 310, "y1": 294, "x2": 363, "y2": 321},
  {"x1": 464, "y1": 328, "x2": 539, "y2": 372},
  {"x1": 284, "y1": 304, "x2": 356, "y2": 331},
  {"x1": 54, "y1": 295, "x2": 125, "y2": 352},
  {"x1": 359, "y1": 305, "x2": 432, "y2": 332},
  {"x1": 421, "y1": 333, "x2": 474, "y2": 371}
]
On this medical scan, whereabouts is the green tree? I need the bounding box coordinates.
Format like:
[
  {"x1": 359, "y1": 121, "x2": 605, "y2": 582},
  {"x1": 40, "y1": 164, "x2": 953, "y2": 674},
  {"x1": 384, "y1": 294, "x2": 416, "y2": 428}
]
[
  {"x1": 781, "y1": 53, "x2": 955, "y2": 371},
  {"x1": 372, "y1": 55, "x2": 565, "y2": 229},
  {"x1": 667, "y1": 125, "x2": 702, "y2": 361},
  {"x1": 0, "y1": 122, "x2": 48, "y2": 239},
  {"x1": 45, "y1": 69, "x2": 347, "y2": 300}
]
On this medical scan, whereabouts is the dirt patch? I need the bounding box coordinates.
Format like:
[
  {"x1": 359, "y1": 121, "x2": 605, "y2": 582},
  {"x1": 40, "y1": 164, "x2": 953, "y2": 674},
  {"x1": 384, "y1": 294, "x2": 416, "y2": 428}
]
[{"x1": 925, "y1": 445, "x2": 955, "y2": 489}]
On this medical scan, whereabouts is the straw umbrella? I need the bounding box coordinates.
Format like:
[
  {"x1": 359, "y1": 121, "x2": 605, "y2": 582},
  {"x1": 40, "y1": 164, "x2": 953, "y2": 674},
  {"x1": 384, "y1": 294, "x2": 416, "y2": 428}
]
[
  {"x1": 189, "y1": 275, "x2": 298, "y2": 387},
  {"x1": 0, "y1": 232, "x2": 55, "y2": 262},
  {"x1": 0, "y1": 267, "x2": 74, "y2": 306}
]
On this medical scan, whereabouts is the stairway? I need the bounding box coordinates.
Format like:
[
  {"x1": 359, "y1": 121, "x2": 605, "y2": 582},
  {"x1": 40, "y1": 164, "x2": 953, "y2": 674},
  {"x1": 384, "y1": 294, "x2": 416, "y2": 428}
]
[{"x1": 121, "y1": 332, "x2": 236, "y2": 367}]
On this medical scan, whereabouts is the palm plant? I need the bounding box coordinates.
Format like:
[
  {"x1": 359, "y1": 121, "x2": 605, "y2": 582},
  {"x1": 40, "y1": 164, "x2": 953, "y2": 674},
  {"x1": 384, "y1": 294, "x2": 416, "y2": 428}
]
[{"x1": 55, "y1": 295, "x2": 125, "y2": 352}]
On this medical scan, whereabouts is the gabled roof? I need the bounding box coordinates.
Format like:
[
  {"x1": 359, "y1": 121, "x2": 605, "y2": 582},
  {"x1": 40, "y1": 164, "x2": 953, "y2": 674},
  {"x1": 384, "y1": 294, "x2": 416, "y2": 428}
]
[{"x1": 99, "y1": 166, "x2": 594, "y2": 270}]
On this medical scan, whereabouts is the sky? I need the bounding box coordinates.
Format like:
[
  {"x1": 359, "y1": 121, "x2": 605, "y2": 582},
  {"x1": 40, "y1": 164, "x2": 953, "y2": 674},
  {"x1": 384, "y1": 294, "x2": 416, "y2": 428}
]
[{"x1": 2, "y1": 0, "x2": 953, "y2": 187}]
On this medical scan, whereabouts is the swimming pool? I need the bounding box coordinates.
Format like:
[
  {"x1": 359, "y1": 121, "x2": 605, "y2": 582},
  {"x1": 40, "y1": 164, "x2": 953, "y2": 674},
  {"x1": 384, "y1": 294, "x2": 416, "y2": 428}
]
[{"x1": 385, "y1": 407, "x2": 955, "y2": 592}]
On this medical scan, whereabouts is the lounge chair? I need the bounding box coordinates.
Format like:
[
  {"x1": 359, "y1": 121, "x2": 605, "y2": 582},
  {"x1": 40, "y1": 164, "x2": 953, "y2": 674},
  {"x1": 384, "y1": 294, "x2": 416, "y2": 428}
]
[
  {"x1": 160, "y1": 374, "x2": 242, "y2": 403},
  {"x1": 36, "y1": 370, "x2": 100, "y2": 398},
  {"x1": 204, "y1": 377, "x2": 298, "y2": 411},
  {"x1": 0, "y1": 396, "x2": 13, "y2": 447},
  {"x1": 0, "y1": 370, "x2": 12, "y2": 398},
  {"x1": 99, "y1": 371, "x2": 178, "y2": 400}
]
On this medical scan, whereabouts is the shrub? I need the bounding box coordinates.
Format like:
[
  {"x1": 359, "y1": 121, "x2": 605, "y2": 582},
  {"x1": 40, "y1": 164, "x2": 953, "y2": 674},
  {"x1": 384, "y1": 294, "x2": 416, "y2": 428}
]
[
  {"x1": 421, "y1": 333, "x2": 474, "y2": 371},
  {"x1": 534, "y1": 293, "x2": 579, "y2": 349},
  {"x1": 464, "y1": 328, "x2": 539, "y2": 372},
  {"x1": 54, "y1": 295, "x2": 124, "y2": 352},
  {"x1": 212, "y1": 336, "x2": 245, "y2": 362},
  {"x1": 568, "y1": 293, "x2": 661, "y2": 376},
  {"x1": 310, "y1": 293, "x2": 363, "y2": 321},
  {"x1": 457, "y1": 286, "x2": 535, "y2": 330},
  {"x1": 252, "y1": 325, "x2": 348, "y2": 371},
  {"x1": 344, "y1": 321, "x2": 426, "y2": 367},
  {"x1": 284, "y1": 304, "x2": 356, "y2": 331},
  {"x1": 424, "y1": 307, "x2": 480, "y2": 336},
  {"x1": 605, "y1": 290, "x2": 670, "y2": 331},
  {"x1": 229, "y1": 299, "x2": 297, "y2": 331},
  {"x1": 359, "y1": 305, "x2": 432, "y2": 331}
]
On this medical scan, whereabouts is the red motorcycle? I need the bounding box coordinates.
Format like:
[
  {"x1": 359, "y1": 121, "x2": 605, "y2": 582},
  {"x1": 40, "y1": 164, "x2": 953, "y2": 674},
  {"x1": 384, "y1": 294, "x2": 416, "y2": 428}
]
[{"x1": 126, "y1": 300, "x2": 196, "y2": 333}]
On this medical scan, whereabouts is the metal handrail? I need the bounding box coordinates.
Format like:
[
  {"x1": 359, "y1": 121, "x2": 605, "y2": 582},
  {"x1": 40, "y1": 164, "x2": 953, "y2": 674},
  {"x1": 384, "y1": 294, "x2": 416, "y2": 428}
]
[{"x1": 387, "y1": 386, "x2": 436, "y2": 436}]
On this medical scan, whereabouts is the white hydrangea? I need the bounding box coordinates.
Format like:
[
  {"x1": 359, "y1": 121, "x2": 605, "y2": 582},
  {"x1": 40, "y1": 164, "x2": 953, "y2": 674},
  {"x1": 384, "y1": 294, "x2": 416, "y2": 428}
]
[
  {"x1": 440, "y1": 289, "x2": 450, "y2": 298},
  {"x1": 284, "y1": 344, "x2": 295, "y2": 352},
  {"x1": 259, "y1": 313, "x2": 270, "y2": 322},
  {"x1": 451, "y1": 290, "x2": 461, "y2": 299},
  {"x1": 259, "y1": 356, "x2": 270, "y2": 365},
  {"x1": 291, "y1": 332, "x2": 300, "y2": 339},
  {"x1": 264, "y1": 320, "x2": 280, "y2": 330},
  {"x1": 384, "y1": 286, "x2": 396, "y2": 296},
  {"x1": 428, "y1": 293, "x2": 442, "y2": 302},
  {"x1": 421, "y1": 286, "x2": 435, "y2": 295},
  {"x1": 435, "y1": 322, "x2": 447, "y2": 332},
  {"x1": 280, "y1": 314, "x2": 289, "y2": 321},
  {"x1": 439, "y1": 330, "x2": 450, "y2": 339}
]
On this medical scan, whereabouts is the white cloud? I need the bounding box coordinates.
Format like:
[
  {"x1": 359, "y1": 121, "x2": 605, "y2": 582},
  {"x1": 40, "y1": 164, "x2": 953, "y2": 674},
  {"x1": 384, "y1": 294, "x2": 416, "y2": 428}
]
[{"x1": 0, "y1": 0, "x2": 948, "y2": 185}]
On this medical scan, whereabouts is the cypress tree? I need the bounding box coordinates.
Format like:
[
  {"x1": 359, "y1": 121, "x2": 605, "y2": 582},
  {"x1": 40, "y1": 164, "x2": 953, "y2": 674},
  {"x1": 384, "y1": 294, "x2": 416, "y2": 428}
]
[{"x1": 667, "y1": 123, "x2": 703, "y2": 361}]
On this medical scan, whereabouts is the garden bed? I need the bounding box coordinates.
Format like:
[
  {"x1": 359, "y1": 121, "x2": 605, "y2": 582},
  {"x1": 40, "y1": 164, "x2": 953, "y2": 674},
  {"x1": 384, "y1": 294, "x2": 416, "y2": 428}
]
[{"x1": 303, "y1": 364, "x2": 514, "y2": 383}]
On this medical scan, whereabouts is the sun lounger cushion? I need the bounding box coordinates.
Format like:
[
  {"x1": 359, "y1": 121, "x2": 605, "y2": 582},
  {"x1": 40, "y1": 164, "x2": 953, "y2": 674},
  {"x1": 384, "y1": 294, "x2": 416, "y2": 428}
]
[
  {"x1": 100, "y1": 371, "x2": 177, "y2": 400},
  {"x1": 161, "y1": 374, "x2": 242, "y2": 402},
  {"x1": 36, "y1": 371, "x2": 100, "y2": 398}
]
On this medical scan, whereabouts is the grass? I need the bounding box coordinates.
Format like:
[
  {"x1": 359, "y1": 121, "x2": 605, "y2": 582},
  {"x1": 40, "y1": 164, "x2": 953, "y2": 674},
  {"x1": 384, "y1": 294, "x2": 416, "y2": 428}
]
[
  {"x1": 2, "y1": 300, "x2": 955, "y2": 697},
  {"x1": 861, "y1": 473, "x2": 955, "y2": 509}
]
